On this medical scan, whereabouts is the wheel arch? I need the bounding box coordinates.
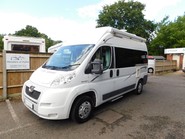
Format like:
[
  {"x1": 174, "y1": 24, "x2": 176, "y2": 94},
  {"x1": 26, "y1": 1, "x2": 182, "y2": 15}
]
[
  {"x1": 135, "y1": 78, "x2": 144, "y2": 95},
  {"x1": 68, "y1": 91, "x2": 97, "y2": 118}
]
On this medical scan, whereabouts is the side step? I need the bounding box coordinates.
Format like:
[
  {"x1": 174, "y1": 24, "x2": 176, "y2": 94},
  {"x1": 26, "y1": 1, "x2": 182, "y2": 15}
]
[{"x1": 111, "y1": 95, "x2": 124, "y2": 102}]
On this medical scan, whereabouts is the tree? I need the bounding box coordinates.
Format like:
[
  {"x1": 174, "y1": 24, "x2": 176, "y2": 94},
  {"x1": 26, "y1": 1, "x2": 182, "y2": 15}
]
[
  {"x1": 14, "y1": 25, "x2": 62, "y2": 51},
  {"x1": 15, "y1": 25, "x2": 41, "y2": 37},
  {"x1": 96, "y1": 0, "x2": 156, "y2": 43},
  {"x1": 0, "y1": 34, "x2": 5, "y2": 51},
  {"x1": 149, "y1": 14, "x2": 185, "y2": 55}
]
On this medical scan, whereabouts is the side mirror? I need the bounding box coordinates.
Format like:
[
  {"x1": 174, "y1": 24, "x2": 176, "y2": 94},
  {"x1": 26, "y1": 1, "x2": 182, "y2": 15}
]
[{"x1": 91, "y1": 60, "x2": 103, "y2": 74}]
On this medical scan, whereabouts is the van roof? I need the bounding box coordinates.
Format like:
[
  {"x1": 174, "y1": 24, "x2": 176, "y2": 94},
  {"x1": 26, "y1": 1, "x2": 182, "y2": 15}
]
[
  {"x1": 108, "y1": 27, "x2": 146, "y2": 42},
  {"x1": 62, "y1": 27, "x2": 146, "y2": 46}
]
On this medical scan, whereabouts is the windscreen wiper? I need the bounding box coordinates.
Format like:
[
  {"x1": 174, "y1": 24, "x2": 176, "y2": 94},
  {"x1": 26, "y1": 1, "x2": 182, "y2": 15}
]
[
  {"x1": 42, "y1": 64, "x2": 80, "y2": 70},
  {"x1": 61, "y1": 64, "x2": 81, "y2": 69},
  {"x1": 42, "y1": 65, "x2": 58, "y2": 70}
]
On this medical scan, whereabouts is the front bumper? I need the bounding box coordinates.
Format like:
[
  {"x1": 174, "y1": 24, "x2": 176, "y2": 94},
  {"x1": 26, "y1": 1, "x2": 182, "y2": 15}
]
[{"x1": 22, "y1": 80, "x2": 73, "y2": 120}]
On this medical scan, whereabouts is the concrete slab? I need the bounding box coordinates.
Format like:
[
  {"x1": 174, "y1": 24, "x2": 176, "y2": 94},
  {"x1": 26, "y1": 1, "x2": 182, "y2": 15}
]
[{"x1": 96, "y1": 110, "x2": 123, "y2": 124}]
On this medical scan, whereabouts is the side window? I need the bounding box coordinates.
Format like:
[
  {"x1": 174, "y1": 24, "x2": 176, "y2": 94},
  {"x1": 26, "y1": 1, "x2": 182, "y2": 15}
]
[
  {"x1": 92, "y1": 46, "x2": 112, "y2": 70},
  {"x1": 102, "y1": 46, "x2": 111, "y2": 70},
  {"x1": 115, "y1": 47, "x2": 134, "y2": 68},
  {"x1": 115, "y1": 47, "x2": 147, "y2": 68}
]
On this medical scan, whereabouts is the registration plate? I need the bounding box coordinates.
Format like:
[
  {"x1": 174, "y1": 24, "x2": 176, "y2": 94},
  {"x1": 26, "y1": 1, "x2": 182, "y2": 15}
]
[{"x1": 25, "y1": 99, "x2": 34, "y2": 110}]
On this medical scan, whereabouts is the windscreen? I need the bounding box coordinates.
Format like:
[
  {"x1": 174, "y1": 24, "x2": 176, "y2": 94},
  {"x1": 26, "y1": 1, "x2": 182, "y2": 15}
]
[{"x1": 43, "y1": 44, "x2": 94, "y2": 70}]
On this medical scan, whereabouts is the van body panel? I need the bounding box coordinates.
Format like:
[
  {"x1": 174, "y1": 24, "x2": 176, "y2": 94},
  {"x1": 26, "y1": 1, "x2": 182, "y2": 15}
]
[{"x1": 87, "y1": 69, "x2": 115, "y2": 103}]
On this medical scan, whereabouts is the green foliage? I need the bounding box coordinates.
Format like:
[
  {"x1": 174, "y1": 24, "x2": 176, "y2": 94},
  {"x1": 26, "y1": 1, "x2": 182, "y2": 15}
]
[
  {"x1": 0, "y1": 34, "x2": 5, "y2": 51},
  {"x1": 14, "y1": 25, "x2": 62, "y2": 51},
  {"x1": 149, "y1": 14, "x2": 185, "y2": 55},
  {"x1": 15, "y1": 25, "x2": 41, "y2": 37},
  {"x1": 96, "y1": 0, "x2": 156, "y2": 43}
]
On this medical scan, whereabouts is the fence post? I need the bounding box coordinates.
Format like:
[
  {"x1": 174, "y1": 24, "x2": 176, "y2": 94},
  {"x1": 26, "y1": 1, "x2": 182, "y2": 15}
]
[
  {"x1": 2, "y1": 50, "x2": 7, "y2": 99},
  {"x1": 154, "y1": 59, "x2": 156, "y2": 75},
  {"x1": 163, "y1": 60, "x2": 165, "y2": 73}
]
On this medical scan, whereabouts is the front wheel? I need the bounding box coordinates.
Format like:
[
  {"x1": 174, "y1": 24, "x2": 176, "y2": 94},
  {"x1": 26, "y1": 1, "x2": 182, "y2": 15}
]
[
  {"x1": 70, "y1": 96, "x2": 93, "y2": 123},
  {"x1": 135, "y1": 80, "x2": 143, "y2": 95}
]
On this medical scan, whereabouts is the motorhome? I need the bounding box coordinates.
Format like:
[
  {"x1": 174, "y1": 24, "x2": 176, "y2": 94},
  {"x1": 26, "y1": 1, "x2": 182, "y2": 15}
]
[
  {"x1": 22, "y1": 27, "x2": 148, "y2": 123},
  {"x1": 48, "y1": 42, "x2": 62, "y2": 53},
  {"x1": 3, "y1": 36, "x2": 45, "y2": 52}
]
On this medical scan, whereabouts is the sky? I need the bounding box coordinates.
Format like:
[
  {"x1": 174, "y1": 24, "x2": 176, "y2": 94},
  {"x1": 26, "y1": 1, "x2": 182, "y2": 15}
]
[{"x1": 0, "y1": 0, "x2": 184, "y2": 42}]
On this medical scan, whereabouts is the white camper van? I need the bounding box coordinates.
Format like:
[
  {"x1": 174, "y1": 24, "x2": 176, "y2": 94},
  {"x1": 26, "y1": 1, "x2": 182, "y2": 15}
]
[
  {"x1": 48, "y1": 42, "x2": 62, "y2": 53},
  {"x1": 22, "y1": 27, "x2": 148, "y2": 123},
  {"x1": 3, "y1": 36, "x2": 45, "y2": 52}
]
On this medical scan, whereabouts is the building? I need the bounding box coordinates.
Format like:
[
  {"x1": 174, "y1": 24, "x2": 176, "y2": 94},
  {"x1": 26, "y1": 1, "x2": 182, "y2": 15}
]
[
  {"x1": 164, "y1": 48, "x2": 185, "y2": 70},
  {"x1": 3, "y1": 36, "x2": 46, "y2": 52}
]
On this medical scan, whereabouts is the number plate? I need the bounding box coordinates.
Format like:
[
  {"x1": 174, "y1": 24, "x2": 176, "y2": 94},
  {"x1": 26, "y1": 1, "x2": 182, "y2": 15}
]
[{"x1": 25, "y1": 99, "x2": 34, "y2": 110}]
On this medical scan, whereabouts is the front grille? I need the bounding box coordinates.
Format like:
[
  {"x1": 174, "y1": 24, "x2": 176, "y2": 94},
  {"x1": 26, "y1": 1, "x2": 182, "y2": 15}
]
[{"x1": 25, "y1": 86, "x2": 41, "y2": 100}]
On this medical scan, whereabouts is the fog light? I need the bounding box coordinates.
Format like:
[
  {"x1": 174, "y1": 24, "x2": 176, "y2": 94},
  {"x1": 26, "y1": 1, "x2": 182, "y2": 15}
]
[
  {"x1": 40, "y1": 103, "x2": 51, "y2": 107},
  {"x1": 48, "y1": 113, "x2": 57, "y2": 118}
]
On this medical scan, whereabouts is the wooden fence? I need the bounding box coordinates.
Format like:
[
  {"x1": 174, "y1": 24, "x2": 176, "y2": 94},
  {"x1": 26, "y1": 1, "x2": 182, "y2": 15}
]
[
  {"x1": 0, "y1": 51, "x2": 51, "y2": 100},
  {"x1": 155, "y1": 60, "x2": 177, "y2": 74},
  {"x1": 0, "y1": 53, "x2": 3, "y2": 99},
  {"x1": 0, "y1": 51, "x2": 178, "y2": 100}
]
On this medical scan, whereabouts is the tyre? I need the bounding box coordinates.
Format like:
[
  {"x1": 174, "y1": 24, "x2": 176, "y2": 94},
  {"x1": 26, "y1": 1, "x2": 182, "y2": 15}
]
[
  {"x1": 71, "y1": 96, "x2": 93, "y2": 123},
  {"x1": 148, "y1": 68, "x2": 154, "y2": 73},
  {"x1": 135, "y1": 80, "x2": 143, "y2": 95}
]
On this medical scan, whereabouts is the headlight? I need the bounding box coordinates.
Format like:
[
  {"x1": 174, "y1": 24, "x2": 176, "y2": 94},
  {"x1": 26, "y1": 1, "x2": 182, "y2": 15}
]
[{"x1": 51, "y1": 73, "x2": 76, "y2": 87}]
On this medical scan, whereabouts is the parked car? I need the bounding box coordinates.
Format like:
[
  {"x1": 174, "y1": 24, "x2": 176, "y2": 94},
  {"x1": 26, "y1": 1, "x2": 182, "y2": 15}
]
[
  {"x1": 182, "y1": 67, "x2": 185, "y2": 73},
  {"x1": 148, "y1": 56, "x2": 165, "y2": 73}
]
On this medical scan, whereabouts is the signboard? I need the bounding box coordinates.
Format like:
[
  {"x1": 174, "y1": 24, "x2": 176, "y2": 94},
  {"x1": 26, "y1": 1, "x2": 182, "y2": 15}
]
[
  {"x1": 164, "y1": 48, "x2": 185, "y2": 54},
  {"x1": 6, "y1": 54, "x2": 30, "y2": 70}
]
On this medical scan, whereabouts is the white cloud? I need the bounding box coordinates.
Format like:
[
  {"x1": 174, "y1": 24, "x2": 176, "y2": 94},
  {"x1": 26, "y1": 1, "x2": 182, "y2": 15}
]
[
  {"x1": 0, "y1": 12, "x2": 97, "y2": 41},
  {"x1": 77, "y1": 0, "x2": 118, "y2": 19},
  {"x1": 137, "y1": 0, "x2": 182, "y2": 21},
  {"x1": 0, "y1": 0, "x2": 183, "y2": 44},
  {"x1": 0, "y1": 12, "x2": 34, "y2": 34}
]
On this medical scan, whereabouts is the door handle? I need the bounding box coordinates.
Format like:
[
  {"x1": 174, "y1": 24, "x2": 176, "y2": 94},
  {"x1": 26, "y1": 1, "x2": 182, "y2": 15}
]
[
  {"x1": 110, "y1": 70, "x2": 113, "y2": 78},
  {"x1": 116, "y1": 69, "x2": 119, "y2": 76}
]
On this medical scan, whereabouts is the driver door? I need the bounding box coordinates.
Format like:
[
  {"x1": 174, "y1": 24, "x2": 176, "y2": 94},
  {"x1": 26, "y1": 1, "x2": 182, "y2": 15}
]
[{"x1": 88, "y1": 46, "x2": 116, "y2": 102}]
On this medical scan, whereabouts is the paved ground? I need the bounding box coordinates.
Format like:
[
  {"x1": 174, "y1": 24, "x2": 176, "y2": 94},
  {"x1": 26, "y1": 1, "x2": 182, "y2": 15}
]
[{"x1": 0, "y1": 71, "x2": 185, "y2": 139}]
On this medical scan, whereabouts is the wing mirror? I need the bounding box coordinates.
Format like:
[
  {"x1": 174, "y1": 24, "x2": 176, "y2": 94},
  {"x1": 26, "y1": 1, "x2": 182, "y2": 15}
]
[
  {"x1": 85, "y1": 59, "x2": 103, "y2": 74},
  {"x1": 91, "y1": 60, "x2": 103, "y2": 74}
]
